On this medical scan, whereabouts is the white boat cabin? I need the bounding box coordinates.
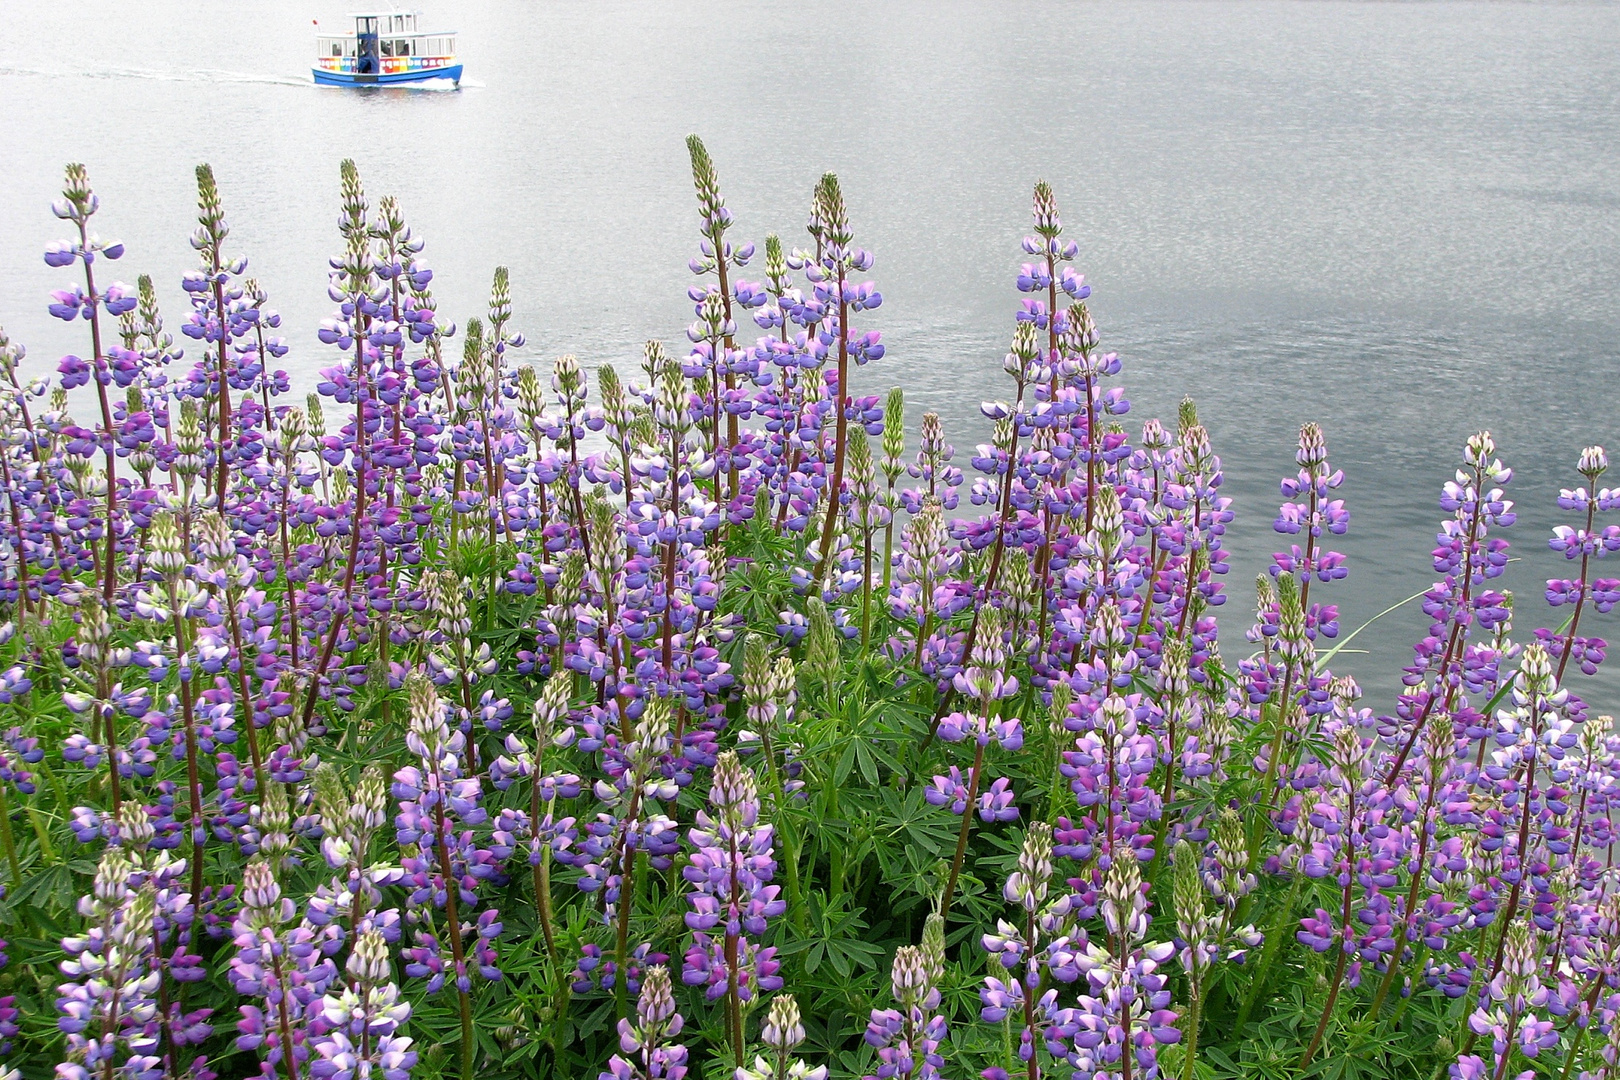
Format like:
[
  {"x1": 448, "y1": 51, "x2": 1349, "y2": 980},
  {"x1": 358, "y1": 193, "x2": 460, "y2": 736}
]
[{"x1": 315, "y1": 10, "x2": 458, "y2": 77}]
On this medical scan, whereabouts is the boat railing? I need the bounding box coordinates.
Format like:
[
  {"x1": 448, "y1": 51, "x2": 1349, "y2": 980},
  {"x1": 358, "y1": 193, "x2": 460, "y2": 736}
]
[{"x1": 315, "y1": 31, "x2": 456, "y2": 69}]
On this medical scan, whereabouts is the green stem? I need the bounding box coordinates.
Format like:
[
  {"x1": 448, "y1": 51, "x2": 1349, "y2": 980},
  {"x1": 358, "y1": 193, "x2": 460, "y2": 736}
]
[
  {"x1": 26, "y1": 800, "x2": 54, "y2": 864},
  {"x1": 1233, "y1": 874, "x2": 1304, "y2": 1035},
  {"x1": 0, "y1": 782, "x2": 22, "y2": 886},
  {"x1": 1181, "y1": 973, "x2": 1202, "y2": 1080},
  {"x1": 1046, "y1": 715, "x2": 1070, "y2": 823},
  {"x1": 1386, "y1": 945, "x2": 1429, "y2": 1030},
  {"x1": 940, "y1": 737, "x2": 987, "y2": 921},
  {"x1": 612, "y1": 786, "x2": 645, "y2": 1021}
]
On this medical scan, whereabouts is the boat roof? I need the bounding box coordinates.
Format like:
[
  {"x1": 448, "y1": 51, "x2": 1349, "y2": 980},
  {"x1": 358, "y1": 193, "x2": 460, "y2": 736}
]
[{"x1": 324, "y1": 11, "x2": 455, "y2": 33}]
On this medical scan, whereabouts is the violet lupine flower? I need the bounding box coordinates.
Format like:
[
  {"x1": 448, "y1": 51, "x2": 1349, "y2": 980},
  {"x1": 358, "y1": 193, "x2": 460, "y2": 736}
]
[
  {"x1": 576, "y1": 695, "x2": 680, "y2": 912},
  {"x1": 1270, "y1": 422, "x2": 1348, "y2": 635},
  {"x1": 682, "y1": 750, "x2": 784, "y2": 1010},
  {"x1": 901, "y1": 412, "x2": 962, "y2": 515},
  {"x1": 934, "y1": 605, "x2": 1026, "y2": 917},
  {"x1": 490, "y1": 679, "x2": 580, "y2": 969},
  {"x1": 1452, "y1": 924, "x2": 1555, "y2": 1080},
  {"x1": 55, "y1": 849, "x2": 165, "y2": 1080},
  {"x1": 392, "y1": 673, "x2": 502, "y2": 996},
  {"x1": 1170, "y1": 839, "x2": 1212, "y2": 1080},
  {"x1": 738, "y1": 634, "x2": 805, "y2": 801},
  {"x1": 684, "y1": 136, "x2": 755, "y2": 500},
  {"x1": 228, "y1": 858, "x2": 340, "y2": 1080},
  {"x1": 807, "y1": 172, "x2": 884, "y2": 579},
  {"x1": 934, "y1": 603, "x2": 1023, "y2": 752},
  {"x1": 1178, "y1": 812, "x2": 1259, "y2": 968},
  {"x1": 305, "y1": 763, "x2": 404, "y2": 967},
  {"x1": 887, "y1": 498, "x2": 969, "y2": 682},
  {"x1": 864, "y1": 930, "x2": 948, "y2": 1080},
  {"x1": 1055, "y1": 691, "x2": 1161, "y2": 873},
  {"x1": 1368, "y1": 712, "x2": 1470, "y2": 1012},
  {"x1": 1049, "y1": 855, "x2": 1179, "y2": 1080},
  {"x1": 599, "y1": 964, "x2": 688, "y2": 1080},
  {"x1": 309, "y1": 929, "x2": 417, "y2": 1080},
  {"x1": 1387, "y1": 432, "x2": 1516, "y2": 781},
  {"x1": 1246, "y1": 571, "x2": 1332, "y2": 791},
  {"x1": 1294, "y1": 714, "x2": 1384, "y2": 1069},
  {"x1": 0, "y1": 725, "x2": 39, "y2": 797},
  {"x1": 980, "y1": 823, "x2": 1079, "y2": 1080},
  {"x1": 1541, "y1": 445, "x2": 1620, "y2": 690},
  {"x1": 570, "y1": 942, "x2": 670, "y2": 999},
  {"x1": 1470, "y1": 642, "x2": 1571, "y2": 992},
  {"x1": 736, "y1": 995, "x2": 828, "y2": 1080}
]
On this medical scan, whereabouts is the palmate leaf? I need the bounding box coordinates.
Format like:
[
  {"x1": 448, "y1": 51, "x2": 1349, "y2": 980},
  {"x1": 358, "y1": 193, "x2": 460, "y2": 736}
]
[{"x1": 775, "y1": 891, "x2": 886, "y2": 982}]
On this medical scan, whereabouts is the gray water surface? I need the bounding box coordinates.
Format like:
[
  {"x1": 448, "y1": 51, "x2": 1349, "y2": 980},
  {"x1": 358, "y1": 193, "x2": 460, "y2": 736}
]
[{"x1": 2, "y1": 0, "x2": 1618, "y2": 707}]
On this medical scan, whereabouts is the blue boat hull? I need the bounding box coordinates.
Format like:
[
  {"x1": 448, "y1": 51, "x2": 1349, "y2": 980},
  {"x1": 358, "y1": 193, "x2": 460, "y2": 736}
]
[{"x1": 313, "y1": 64, "x2": 462, "y2": 87}]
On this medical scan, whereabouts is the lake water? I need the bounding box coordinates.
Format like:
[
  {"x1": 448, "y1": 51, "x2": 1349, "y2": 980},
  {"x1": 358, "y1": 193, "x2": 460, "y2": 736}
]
[{"x1": 2, "y1": 0, "x2": 1619, "y2": 707}]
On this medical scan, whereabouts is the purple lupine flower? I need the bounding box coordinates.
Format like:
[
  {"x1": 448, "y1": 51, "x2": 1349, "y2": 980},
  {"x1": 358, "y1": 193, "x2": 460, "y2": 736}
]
[
  {"x1": 309, "y1": 929, "x2": 417, "y2": 1080},
  {"x1": 1540, "y1": 445, "x2": 1620, "y2": 693},
  {"x1": 228, "y1": 858, "x2": 339, "y2": 1080},
  {"x1": 599, "y1": 964, "x2": 688, "y2": 1080},
  {"x1": 393, "y1": 673, "x2": 502, "y2": 997},
  {"x1": 1049, "y1": 855, "x2": 1179, "y2": 1080},
  {"x1": 737, "y1": 994, "x2": 827, "y2": 1080},
  {"x1": 980, "y1": 823, "x2": 1079, "y2": 1079},
  {"x1": 864, "y1": 928, "x2": 947, "y2": 1080},
  {"x1": 682, "y1": 750, "x2": 784, "y2": 1011},
  {"x1": 55, "y1": 848, "x2": 166, "y2": 1080}
]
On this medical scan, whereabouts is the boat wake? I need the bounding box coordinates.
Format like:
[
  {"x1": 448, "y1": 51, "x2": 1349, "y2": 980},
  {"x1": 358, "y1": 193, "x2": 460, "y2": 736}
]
[{"x1": 0, "y1": 64, "x2": 311, "y2": 87}]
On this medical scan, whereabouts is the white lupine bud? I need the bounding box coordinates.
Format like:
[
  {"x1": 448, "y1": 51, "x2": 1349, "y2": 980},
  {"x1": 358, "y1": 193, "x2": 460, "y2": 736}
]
[
  {"x1": 353, "y1": 765, "x2": 389, "y2": 832},
  {"x1": 636, "y1": 964, "x2": 677, "y2": 1027},
  {"x1": 148, "y1": 513, "x2": 187, "y2": 581},
  {"x1": 241, "y1": 858, "x2": 281, "y2": 914},
  {"x1": 94, "y1": 847, "x2": 134, "y2": 907},
  {"x1": 1579, "y1": 445, "x2": 1608, "y2": 480},
  {"x1": 1181, "y1": 423, "x2": 1212, "y2": 465},
  {"x1": 1211, "y1": 808, "x2": 1255, "y2": 903},
  {"x1": 762, "y1": 994, "x2": 804, "y2": 1051},
  {"x1": 116, "y1": 802, "x2": 155, "y2": 851},
  {"x1": 633, "y1": 698, "x2": 671, "y2": 763},
  {"x1": 890, "y1": 945, "x2": 928, "y2": 1008},
  {"x1": 257, "y1": 781, "x2": 292, "y2": 866},
  {"x1": 1092, "y1": 599, "x2": 1127, "y2": 652},
  {"x1": 1162, "y1": 638, "x2": 1191, "y2": 700},
  {"x1": 1424, "y1": 714, "x2": 1455, "y2": 780},
  {"x1": 1033, "y1": 180, "x2": 1061, "y2": 237},
  {"x1": 113, "y1": 886, "x2": 157, "y2": 955},
  {"x1": 1101, "y1": 850, "x2": 1146, "y2": 942},
  {"x1": 347, "y1": 928, "x2": 392, "y2": 987},
  {"x1": 1005, "y1": 821, "x2": 1054, "y2": 911},
  {"x1": 1296, "y1": 421, "x2": 1327, "y2": 470},
  {"x1": 197, "y1": 510, "x2": 234, "y2": 567}
]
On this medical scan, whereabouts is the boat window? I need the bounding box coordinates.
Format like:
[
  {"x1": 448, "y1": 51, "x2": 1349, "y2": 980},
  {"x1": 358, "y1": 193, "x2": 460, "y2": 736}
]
[
  {"x1": 380, "y1": 38, "x2": 393, "y2": 57},
  {"x1": 332, "y1": 44, "x2": 341, "y2": 57},
  {"x1": 397, "y1": 39, "x2": 411, "y2": 56}
]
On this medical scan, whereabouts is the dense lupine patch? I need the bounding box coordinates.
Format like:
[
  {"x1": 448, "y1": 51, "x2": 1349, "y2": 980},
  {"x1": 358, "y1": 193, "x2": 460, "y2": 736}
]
[{"x1": 0, "y1": 148, "x2": 1615, "y2": 1080}]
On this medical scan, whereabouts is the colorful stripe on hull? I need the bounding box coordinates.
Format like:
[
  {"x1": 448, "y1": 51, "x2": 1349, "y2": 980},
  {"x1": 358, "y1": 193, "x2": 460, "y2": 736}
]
[{"x1": 312, "y1": 64, "x2": 462, "y2": 86}]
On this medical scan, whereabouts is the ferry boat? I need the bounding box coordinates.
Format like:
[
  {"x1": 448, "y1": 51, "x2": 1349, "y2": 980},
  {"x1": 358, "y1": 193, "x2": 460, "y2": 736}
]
[{"x1": 313, "y1": 10, "x2": 462, "y2": 87}]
